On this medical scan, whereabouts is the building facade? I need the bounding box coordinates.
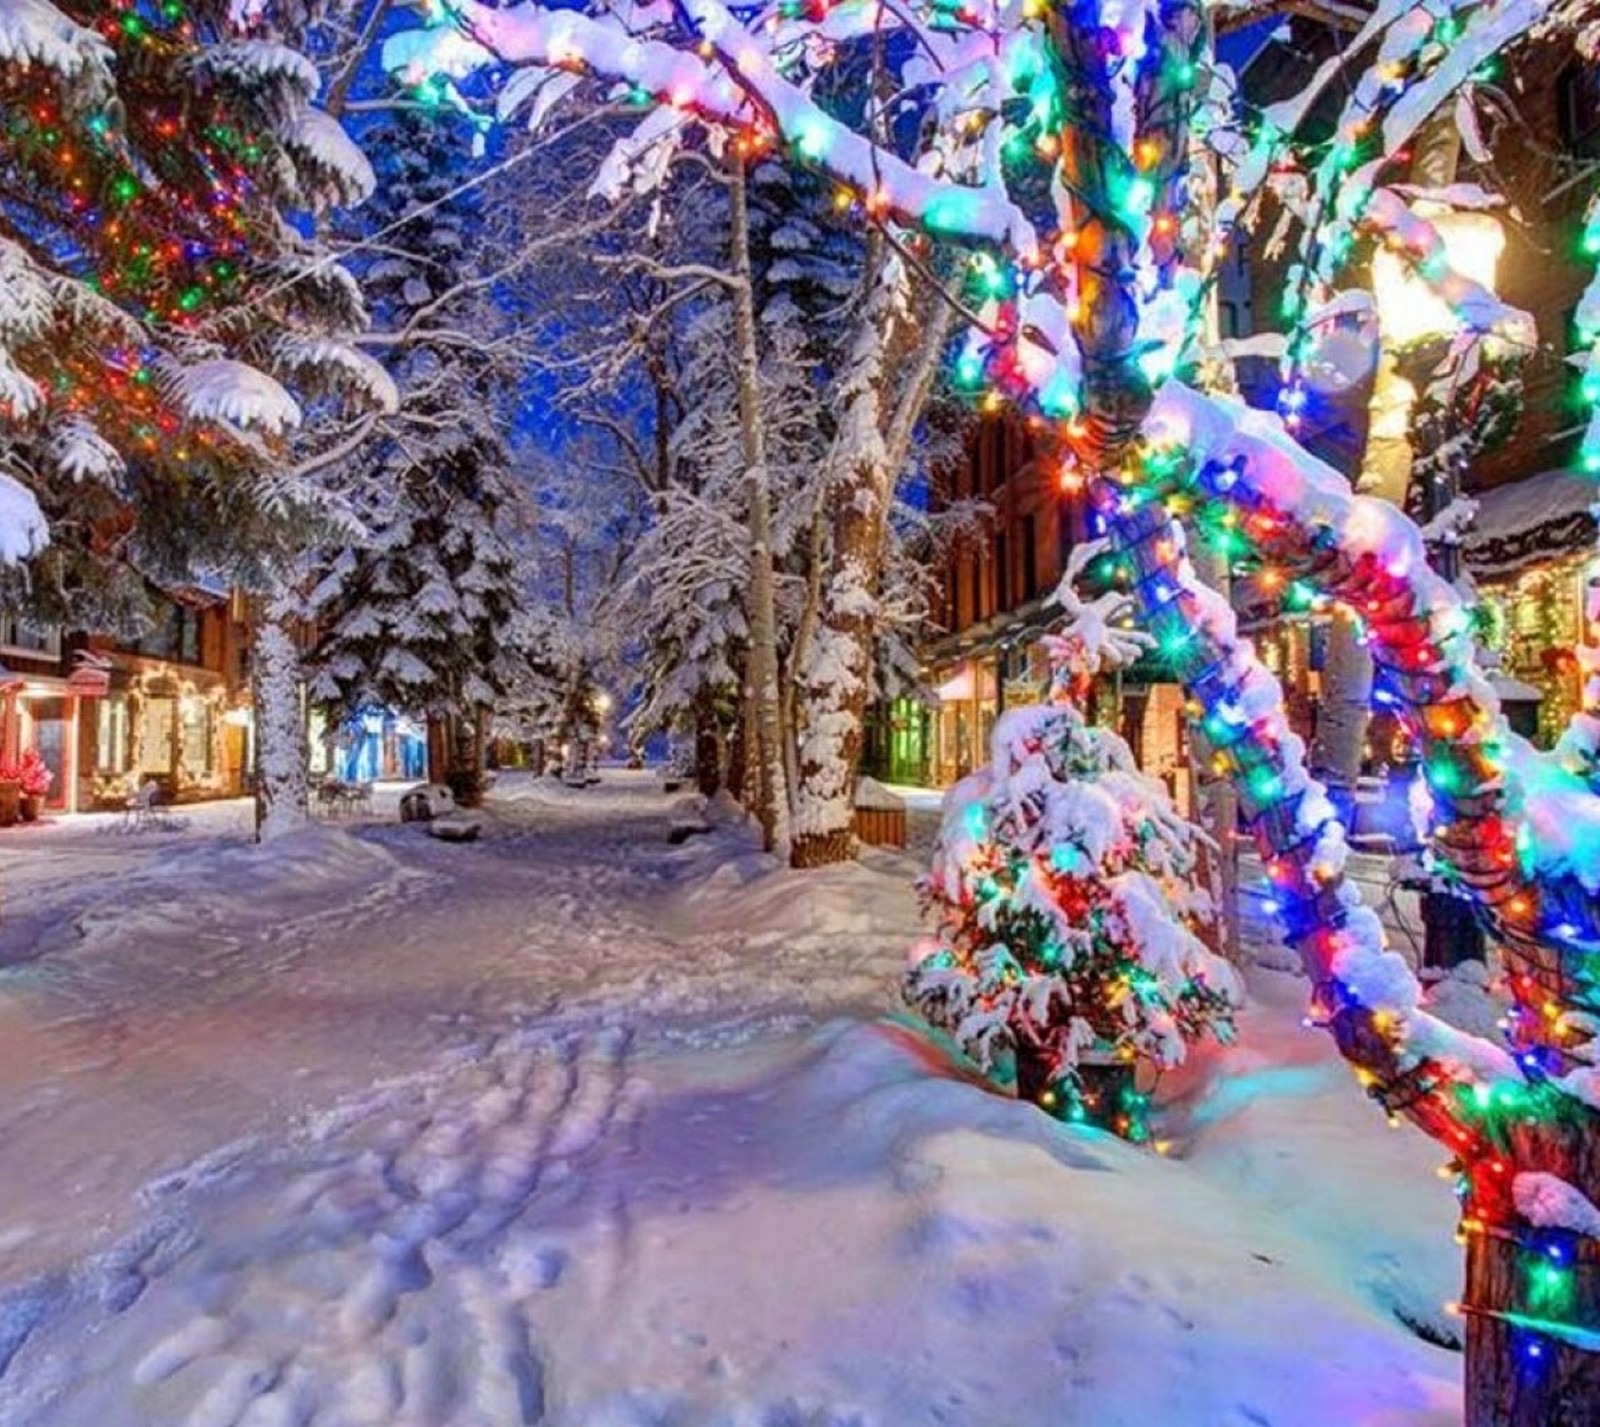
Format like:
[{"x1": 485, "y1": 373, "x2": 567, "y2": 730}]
[
  {"x1": 0, "y1": 588, "x2": 253, "y2": 814},
  {"x1": 919, "y1": 414, "x2": 1093, "y2": 787}
]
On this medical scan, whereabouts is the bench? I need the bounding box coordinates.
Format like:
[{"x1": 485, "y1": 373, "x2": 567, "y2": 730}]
[{"x1": 121, "y1": 782, "x2": 186, "y2": 833}]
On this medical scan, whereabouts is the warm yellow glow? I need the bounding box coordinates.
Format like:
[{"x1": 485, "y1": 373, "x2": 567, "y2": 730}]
[{"x1": 1371, "y1": 208, "x2": 1504, "y2": 345}]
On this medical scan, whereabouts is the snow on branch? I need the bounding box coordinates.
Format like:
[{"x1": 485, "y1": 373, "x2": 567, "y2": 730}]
[
  {"x1": 158, "y1": 358, "x2": 303, "y2": 436},
  {"x1": 0, "y1": 470, "x2": 47, "y2": 564},
  {"x1": 384, "y1": 0, "x2": 1038, "y2": 251},
  {"x1": 0, "y1": 0, "x2": 112, "y2": 93},
  {"x1": 279, "y1": 108, "x2": 380, "y2": 209},
  {"x1": 1047, "y1": 538, "x2": 1154, "y2": 678}
]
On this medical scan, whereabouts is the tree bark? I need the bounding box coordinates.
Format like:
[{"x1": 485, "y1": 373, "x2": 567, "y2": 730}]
[
  {"x1": 692, "y1": 683, "x2": 722, "y2": 797},
  {"x1": 790, "y1": 263, "x2": 949, "y2": 866},
  {"x1": 791, "y1": 475, "x2": 884, "y2": 866},
  {"x1": 1463, "y1": 1189, "x2": 1600, "y2": 1426},
  {"x1": 729, "y1": 686, "x2": 753, "y2": 810},
  {"x1": 1185, "y1": 536, "x2": 1242, "y2": 960},
  {"x1": 253, "y1": 586, "x2": 309, "y2": 842},
  {"x1": 726, "y1": 152, "x2": 791, "y2": 859},
  {"x1": 1309, "y1": 605, "x2": 1375, "y2": 801}
]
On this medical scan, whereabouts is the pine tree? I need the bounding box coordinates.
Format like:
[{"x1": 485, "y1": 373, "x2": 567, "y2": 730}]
[
  {"x1": 907, "y1": 579, "x2": 1241, "y2": 1138},
  {"x1": 0, "y1": 1, "x2": 392, "y2": 617},
  {"x1": 305, "y1": 106, "x2": 540, "y2": 800}
]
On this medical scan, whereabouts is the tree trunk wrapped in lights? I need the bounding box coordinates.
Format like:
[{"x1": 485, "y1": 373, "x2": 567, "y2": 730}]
[
  {"x1": 392, "y1": 0, "x2": 1600, "y2": 1412},
  {"x1": 1095, "y1": 411, "x2": 1600, "y2": 1420}
]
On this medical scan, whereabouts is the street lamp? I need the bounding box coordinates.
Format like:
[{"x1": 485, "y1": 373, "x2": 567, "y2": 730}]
[
  {"x1": 1370, "y1": 205, "x2": 1505, "y2": 973},
  {"x1": 1371, "y1": 207, "x2": 1506, "y2": 346}
]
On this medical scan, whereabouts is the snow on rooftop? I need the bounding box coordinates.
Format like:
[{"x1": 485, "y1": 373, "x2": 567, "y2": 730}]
[{"x1": 1462, "y1": 466, "x2": 1598, "y2": 577}]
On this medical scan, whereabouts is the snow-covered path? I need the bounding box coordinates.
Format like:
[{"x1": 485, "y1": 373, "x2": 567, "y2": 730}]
[
  {"x1": 0, "y1": 774, "x2": 1464, "y2": 1424},
  {"x1": 0, "y1": 776, "x2": 912, "y2": 1277}
]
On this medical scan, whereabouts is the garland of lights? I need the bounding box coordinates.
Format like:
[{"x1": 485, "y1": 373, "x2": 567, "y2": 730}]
[
  {"x1": 1095, "y1": 422, "x2": 1600, "y2": 1367},
  {"x1": 0, "y1": 2, "x2": 341, "y2": 470}
]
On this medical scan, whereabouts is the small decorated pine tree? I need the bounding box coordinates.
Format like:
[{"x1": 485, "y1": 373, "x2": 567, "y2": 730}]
[{"x1": 906, "y1": 552, "x2": 1242, "y2": 1138}]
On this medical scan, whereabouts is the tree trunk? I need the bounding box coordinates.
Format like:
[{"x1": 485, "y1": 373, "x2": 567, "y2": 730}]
[
  {"x1": 1015, "y1": 1042, "x2": 1136, "y2": 1134},
  {"x1": 784, "y1": 501, "x2": 829, "y2": 831},
  {"x1": 253, "y1": 587, "x2": 308, "y2": 842},
  {"x1": 693, "y1": 684, "x2": 723, "y2": 797},
  {"x1": 1308, "y1": 607, "x2": 1373, "y2": 800},
  {"x1": 450, "y1": 708, "x2": 485, "y2": 806},
  {"x1": 729, "y1": 689, "x2": 753, "y2": 810},
  {"x1": 1463, "y1": 1193, "x2": 1600, "y2": 1426},
  {"x1": 1307, "y1": 347, "x2": 1408, "y2": 795},
  {"x1": 1186, "y1": 528, "x2": 1242, "y2": 959},
  {"x1": 791, "y1": 473, "x2": 883, "y2": 866},
  {"x1": 726, "y1": 152, "x2": 791, "y2": 860},
  {"x1": 790, "y1": 260, "x2": 949, "y2": 867}
]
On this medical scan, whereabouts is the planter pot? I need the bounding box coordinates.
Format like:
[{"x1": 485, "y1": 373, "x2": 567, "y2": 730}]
[
  {"x1": 0, "y1": 782, "x2": 18, "y2": 828},
  {"x1": 18, "y1": 794, "x2": 42, "y2": 823}
]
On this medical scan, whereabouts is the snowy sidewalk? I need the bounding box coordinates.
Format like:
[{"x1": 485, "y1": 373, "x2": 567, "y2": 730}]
[
  {"x1": 0, "y1": 773, "x2": 1464, "y2": 1425},
  {"x1": 0, "y1": 775, "x2": 913, "y2": 1280}
]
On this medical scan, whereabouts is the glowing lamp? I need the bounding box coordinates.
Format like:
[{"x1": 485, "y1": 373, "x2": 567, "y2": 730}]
[{"x1": 1371, "y1": 208, "x2": 1504, "y2": 345}]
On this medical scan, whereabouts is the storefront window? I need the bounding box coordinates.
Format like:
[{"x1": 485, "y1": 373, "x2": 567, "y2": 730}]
[
  {"x1": 97, "y1": 696, "x2": 130, "y2": 773},
  {"x1": 140, "y1": 697, "x2": 175, "y2": 774},
  {"x1": 179, "y1": 697, "x2": 211, "y2": 781},
  {"x1": 1509, "y1": 567, "x2": 1580, "y2": 746}
]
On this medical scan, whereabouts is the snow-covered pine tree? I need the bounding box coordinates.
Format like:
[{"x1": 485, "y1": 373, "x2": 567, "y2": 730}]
[
  {"x1": 907, "y1": 561, "x2": 1241, "y2": 1137},
  {"x1": 306, "y1": 106, "x2": 539, "y2": 803},
  {"x1": 0, "y1": 1, "x2": 391, "y2": 615}
]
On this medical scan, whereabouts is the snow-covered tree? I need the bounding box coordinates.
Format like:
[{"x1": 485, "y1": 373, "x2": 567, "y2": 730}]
[
  {"x1": 0, "y1": 2, "x2": 392, "y2": 615},
  {"x1": 908, "y1": 564, "x2": 1240, "y2": 1136},
  {"x1": 305, "y1": 106, "x2": 542, "y2": 802},
  {"x1": 788, "y1": 239, "x2": 951, "y2": 865},
  {"x1": 479, "y1": 80, "x2": 956, "y2": 863}
]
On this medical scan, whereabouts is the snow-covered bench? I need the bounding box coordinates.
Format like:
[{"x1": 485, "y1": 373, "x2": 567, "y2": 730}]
[{"x1": 427, "y1": 814, "x2": 482, "y2": 843}]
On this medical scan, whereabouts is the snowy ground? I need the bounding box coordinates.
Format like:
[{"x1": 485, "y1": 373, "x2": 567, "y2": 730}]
[{"x1": 0, "y1": 772, "x2": 1466, "y2": 1425}]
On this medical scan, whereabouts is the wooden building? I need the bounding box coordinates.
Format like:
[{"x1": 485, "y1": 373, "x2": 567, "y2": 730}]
[{"x1": 0, "y1": 587, "x2": 253, "y2": 814}]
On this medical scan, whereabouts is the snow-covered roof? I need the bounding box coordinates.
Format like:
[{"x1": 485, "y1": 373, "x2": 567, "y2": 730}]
[
  {"x1": 1462, "y1": 467, "x2": 1597, "y2": 580},
  {"x1": 1491, "y1": 674, "x2": 1544, "y2": 703}
]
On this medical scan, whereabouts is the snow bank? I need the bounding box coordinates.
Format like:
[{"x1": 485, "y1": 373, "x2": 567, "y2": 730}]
[
  {"x1": 0, "y1": 779, "x2": 1464, "y2": 1426},
  {"x1": 0, "y1": 1017, "x2": 1461, "y2": 1427}
]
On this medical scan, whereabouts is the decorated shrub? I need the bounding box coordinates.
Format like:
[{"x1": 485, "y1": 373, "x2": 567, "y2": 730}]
[
  {"x1": 17, "y1": 750, "x2": 52, "y2": 799},
  {"x1": 906, "y1": 559, "x2": 1242, "y2": 1138}
]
